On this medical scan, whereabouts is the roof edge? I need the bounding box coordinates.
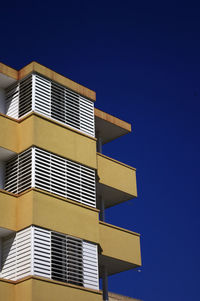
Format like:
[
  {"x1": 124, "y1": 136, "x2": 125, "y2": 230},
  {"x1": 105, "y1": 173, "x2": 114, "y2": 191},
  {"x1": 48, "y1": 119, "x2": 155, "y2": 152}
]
[{"x1": 0, "y1": 61, "x2": 96, "y2": 101}]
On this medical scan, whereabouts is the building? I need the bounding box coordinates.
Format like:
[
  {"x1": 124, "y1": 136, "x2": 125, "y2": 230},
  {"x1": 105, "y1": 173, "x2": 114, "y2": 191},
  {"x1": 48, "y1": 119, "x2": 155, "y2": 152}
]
[{"x1": 0, "y1": 62, "x2": 142, "y2": 301}]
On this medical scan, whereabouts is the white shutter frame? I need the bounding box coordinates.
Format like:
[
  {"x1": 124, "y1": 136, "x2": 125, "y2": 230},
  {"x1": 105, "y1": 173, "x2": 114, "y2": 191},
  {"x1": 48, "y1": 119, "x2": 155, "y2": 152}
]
[
  {"x1": 33, "y1": 227, "x2": 51, "y2": 279},
  {"x1": 83, "y1": 241, "x2": 99, "y2": 290},
  {"x1": 31, "y1": 147, "x2": 35, "y2": 188},
  {"x1": 32, "y1": 74, "x2": 36, "y2": 111},
  {"x1": 5, "y1": 82, "x2": 19, "y2": 119},
  {"x1": 34, "y1": 147, "x2": 96, "y2": 207}
]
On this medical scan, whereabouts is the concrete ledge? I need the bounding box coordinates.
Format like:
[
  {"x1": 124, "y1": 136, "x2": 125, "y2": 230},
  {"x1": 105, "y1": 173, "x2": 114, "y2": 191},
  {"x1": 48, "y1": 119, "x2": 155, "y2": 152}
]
[{"x1": 109, "y1": 292, "x2": 142, "y2": 301}]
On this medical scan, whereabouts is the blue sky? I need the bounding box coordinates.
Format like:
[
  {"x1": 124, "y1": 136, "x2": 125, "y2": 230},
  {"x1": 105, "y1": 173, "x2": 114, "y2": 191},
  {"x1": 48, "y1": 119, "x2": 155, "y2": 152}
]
[{"x1": 1, "y1": 1, "x2": 200, "y2": 300}]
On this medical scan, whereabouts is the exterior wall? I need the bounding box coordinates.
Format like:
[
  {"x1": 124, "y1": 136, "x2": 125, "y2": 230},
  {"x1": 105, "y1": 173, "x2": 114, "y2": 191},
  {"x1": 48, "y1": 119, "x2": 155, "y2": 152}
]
[
  {"x1": 0, "y1": 113, "x2": 97, "y2": 169},
  {"x1": 0, "y1": 191, "x2": 16, "y2": 230},
  {"x1": 17, "y1": 190, "x2": 100, "y2": 243},
  {"x1": 0, "y1": 190, "x2": 99, "y2": 244},
  {"x1": 15, "y1": 279, "x2": 32, "y2": 301},
  {"x1": 0, "y1": 278, "x2": 103, "y2": 301},
  {"x1": 31, "y1": 278, "x2": 102, "y2": 301},
  {"x1": 0, "y1": 280, "x2": 14, "y2": 301},
  {"x1": 0, "y1": 115, "x2": 18, "y2": 153},
  {"x1": 0, "y1": 190, "x2": 142, "y2": 270}
]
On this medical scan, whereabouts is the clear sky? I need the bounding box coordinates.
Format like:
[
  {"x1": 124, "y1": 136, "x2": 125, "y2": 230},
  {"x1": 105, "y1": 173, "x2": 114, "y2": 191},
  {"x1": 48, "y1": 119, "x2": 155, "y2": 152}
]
[{"x1": 1, "y1": 1, "x2": 200, "y2": 300}]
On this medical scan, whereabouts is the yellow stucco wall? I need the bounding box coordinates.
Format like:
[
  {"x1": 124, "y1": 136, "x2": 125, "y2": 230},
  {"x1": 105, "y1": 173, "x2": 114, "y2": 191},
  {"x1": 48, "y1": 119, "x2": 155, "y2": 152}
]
[
  {"x1": 0, "y1": 113, "x2": 97, "y2": 169},
  {"x1": 99, "y1": 222, "x2": 141, "y2": 266},
  {"x1": 97, "y1": 153, "x2": 137, "y2": 197},
  {"x1": 0, "y1": 190, "x2": 99, "y2": 244},
  {"x1": 19, "y1": 114, "x2": 97, "y2": 169},
  {"x1": 0, "y1": 115, "x2": 18, "y2": 153},
  {"x1": 31, "y1": 278, "x2": 102, "y2": 301},
  {"x1": 0, "y1": 277, "x2": 102, "y2": 301},
  {"x1": 0, "y1": 191, "x2": 16, "y2": 230},
  {"x1": 0, "y1": 189, "x2": 141, "y2": 266},
  {"x1": 30, "y1": 190, "x2": 100, "y2": 243},
  {"x1": 0, "y1": 280, "x2": 14, "y2": 301},
  {"x1": 14, "y1": 279, "x2": 33, "y2": 301}
]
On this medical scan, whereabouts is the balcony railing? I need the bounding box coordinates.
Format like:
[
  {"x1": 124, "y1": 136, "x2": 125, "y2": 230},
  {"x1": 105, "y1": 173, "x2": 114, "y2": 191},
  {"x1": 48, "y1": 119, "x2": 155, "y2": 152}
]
[
  {"x1": 0, "y1": 226, "x2": 99, "y2": 290},
  {"x1": 5, "y1": 73, "x2": 95, "y2": 137},
  {"x1": 4, "y1": 147, "x2": 96, "y2": 208}
]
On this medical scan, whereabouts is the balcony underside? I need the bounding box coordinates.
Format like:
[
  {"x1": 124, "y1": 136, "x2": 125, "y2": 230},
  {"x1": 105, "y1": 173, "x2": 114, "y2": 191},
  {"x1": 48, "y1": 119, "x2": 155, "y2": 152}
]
[
  {"x1": 0, "y1": 66, "x2": 17, "y2": 89},
  {"x1": 96, "y1": 182, "x2": 135, "y2": 208},
  {"x1": 99, "y1": 255, "x2": 139, "y2": 276},
  {"x1": 0, "y1": 147, "x2": 16, "y2": 161},
  {"x1": 0, "y1": 227, "x2": 14, "y2": 238},
  {"x1": 95, "y1": 108, "x2": 131, "y2": 144}
]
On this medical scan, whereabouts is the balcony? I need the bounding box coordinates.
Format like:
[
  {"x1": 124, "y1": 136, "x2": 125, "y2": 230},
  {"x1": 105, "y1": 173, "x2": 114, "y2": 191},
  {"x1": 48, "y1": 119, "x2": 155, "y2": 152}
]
[
  {"x1": 96, "y1": 153, "x2": 137, "y2": 208},
  {"x1": 99, "y1": 222, "x2": 141, "y2": 275}
]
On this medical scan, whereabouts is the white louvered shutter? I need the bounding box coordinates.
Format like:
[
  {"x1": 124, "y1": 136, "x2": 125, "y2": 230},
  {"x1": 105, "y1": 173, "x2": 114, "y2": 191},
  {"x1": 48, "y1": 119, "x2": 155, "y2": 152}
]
[
  {"x1": 51, "y1": 232, "x2": 84, "y2": 286},
  {"x1": 5, "y1": 82, "x2": 19, "y2": 119},
  {"x1": 50, "y1": 230, "x2": 99, "y2": 289},
  {"x1": 79, "y1": 96, "x2": 95, "y2": 137},
  {"x1": 34, "y1": 74, "x2": 95, "y2": 137},
  {"x1": 34, "y1": 74, "x2": 51, "y2": 117},
  {"x1": 0, "y1": 227, "x2": 32, "y2": 280},
  {"x1": 33, "y1": 227, "x2": 51, "y2": 279},
  {"x1": 4, "y1": 147, "x2": 96, "y2": 207},
  {"x1": 4, "y1": 148, "x2": 32, "y2": 194},
  {"x1": 5, "y1": 73, "x2": 95, "y2": 137},
  {"x1": 18, "y1": 75, "x2": 32, "y2": 118},
  {"x1": 34, "y1": 147, "x2": 96, "y2": 207},
  {"x1": 83, "y1": 241, "x2": 99, "y2": 290},
  {"x1": 5, "y1": 75, "x2": 32, "y2": 119},
  {"x1": 0, "y1": 235, "x2": 16, "y2": 279},
  {"x1": 0, "y1": 226, "x2": 99, "y2": 289}
]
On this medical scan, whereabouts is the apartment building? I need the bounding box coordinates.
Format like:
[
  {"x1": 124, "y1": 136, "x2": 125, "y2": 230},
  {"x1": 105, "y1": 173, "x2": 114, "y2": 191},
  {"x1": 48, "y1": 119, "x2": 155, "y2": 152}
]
[{"x1": 0, "y1": 62, "x2": 141, "y2": 301}]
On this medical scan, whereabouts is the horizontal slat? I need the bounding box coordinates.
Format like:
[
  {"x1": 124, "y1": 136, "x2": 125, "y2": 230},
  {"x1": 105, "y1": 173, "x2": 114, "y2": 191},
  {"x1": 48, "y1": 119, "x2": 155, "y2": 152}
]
[{"x1": 34, "y1": 147, "x2": 96, "y2": 207}]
